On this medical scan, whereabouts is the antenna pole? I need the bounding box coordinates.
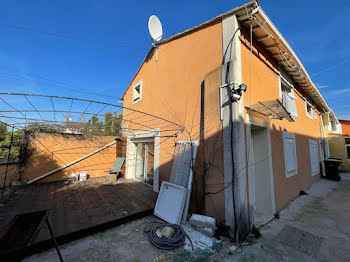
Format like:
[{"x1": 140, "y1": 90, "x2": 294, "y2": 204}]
[{"x1": 152, "y1": 43, "x2": 158, "y2": 61}]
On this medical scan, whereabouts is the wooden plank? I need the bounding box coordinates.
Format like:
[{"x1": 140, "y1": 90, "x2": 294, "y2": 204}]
[
  {"x1": 0, "y1": 179, "x2": 156, "y2": 248},
  {"x1": 123, "y1": 182, "x2": 157, "y2": 206},
  {"x1": 256, "y1": 35, "x2": 270, "y2": 41}
]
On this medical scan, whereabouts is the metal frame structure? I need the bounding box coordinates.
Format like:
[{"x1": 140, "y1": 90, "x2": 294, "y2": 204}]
[{"x1": 0, "y1": 92, "x2": 185, "y2": 196}]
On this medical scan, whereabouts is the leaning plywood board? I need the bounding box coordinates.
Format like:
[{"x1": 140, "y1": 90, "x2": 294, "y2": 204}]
[{"x1": 154, "y1": 182, "x2": 187, "y2": 224}]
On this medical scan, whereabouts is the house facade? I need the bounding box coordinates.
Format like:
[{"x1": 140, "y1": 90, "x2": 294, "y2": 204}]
[{"x1": 121, "y1": 1, "x2": 338, "y2": 238}]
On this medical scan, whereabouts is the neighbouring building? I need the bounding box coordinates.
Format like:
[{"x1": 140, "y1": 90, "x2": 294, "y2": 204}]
[
  {"x1": 326, "y1": 119, "x2": 350, "y2": 172},
  {"x1": 121, "y1": 1, "x2": 339, "y2": 238}
]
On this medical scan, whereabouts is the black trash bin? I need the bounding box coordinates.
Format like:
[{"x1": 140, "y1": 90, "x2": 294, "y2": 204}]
[{"x1": 323, "y1": 158, "x2": 342, "y2": 181}]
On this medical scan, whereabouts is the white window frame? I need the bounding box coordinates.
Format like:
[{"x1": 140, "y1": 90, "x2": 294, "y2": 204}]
[
  {"x1": 132, "y1": 79, "x2": 143, "y2": 104},
  {"x1": 309, "y1": 139, "x2": 320, "y2": 176},
  {"x1": 125, "y1": 129, "x2": 160, "y2": 192},
  {"x1": 279, "y1": 73, "x2": 294, "y2": 98},
  {"x1": 314, "y1": 110, "x2": 318, "y2": 119},
  {"x1": 283, "y1": 131, "x2": 298, "y2": 178},
  {"x1": 305, "y1": 100, "x2": 313, "y2": 119},
  {"x1": 345, "y1": 136, "x2": 350, "y2": 162},
  {"x1": 330, "y1": 120, "x2": 337, "y2": 132}
]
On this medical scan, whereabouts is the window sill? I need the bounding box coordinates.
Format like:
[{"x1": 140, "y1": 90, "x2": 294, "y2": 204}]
[
  {"x1": 133, "y1": 98, "x2": 142, "y2": 105},
  {"x1": 286, "y1": 170, "x2": 297, "y2": 178},
  {"x1": 312, "y1": 170, "x2": 320, "y2": 176},
  {"x1": 306, "y1": 113, "x2": 313, "y2": 119}
]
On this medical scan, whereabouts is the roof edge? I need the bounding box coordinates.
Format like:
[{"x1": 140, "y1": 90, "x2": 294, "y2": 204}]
[{"x1": 252, "y1": 7, "x2": 338, "y2": 121}]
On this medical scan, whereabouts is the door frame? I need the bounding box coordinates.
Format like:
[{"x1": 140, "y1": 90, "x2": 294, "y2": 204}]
[
  {"x1": 126, "y1": 129, "x2": 160, "y2": 192},
  {"x1": 246, "y1": 113, "x2": 276, "y2": 227}
]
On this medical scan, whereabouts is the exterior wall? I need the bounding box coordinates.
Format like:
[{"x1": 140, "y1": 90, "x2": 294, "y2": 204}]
[
  {"x1": 340, "y1": 120, "x2": 350, "y2": 135},
  {"x1": 328, "y1": 134, "x2": 350, "y2": 172},
  {"x1": 122, "y1": 11, "x2": 330, "y2": 225},
  {"x1": 122, "y1": 22, "x2": 223, "y2": 219},
  {"x1": 199, "y1": 67, "x2": 225, "y2": 222},
  {"x1": 241, "y1": 27, "x2": 323, "y2": 211},
  {"x1": 22, "y1": 133, "x2": 120, "y2": 183},
  {"x1": 0, "y1": 164, "x2": 19, "y2": 187}
]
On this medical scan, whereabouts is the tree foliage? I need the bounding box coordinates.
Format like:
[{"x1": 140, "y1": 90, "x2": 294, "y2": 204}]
[
  {"x1": 81, "y1": 112, "x2": 122, "y2": 136},
  {"x1": 0, "y1": 126, "x2": 23, "y2": 163}
]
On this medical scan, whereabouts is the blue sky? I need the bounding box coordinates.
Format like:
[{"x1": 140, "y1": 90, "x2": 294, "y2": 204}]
[{"x1": 0, "y1": 0, "x2": 349, "y2": 122}]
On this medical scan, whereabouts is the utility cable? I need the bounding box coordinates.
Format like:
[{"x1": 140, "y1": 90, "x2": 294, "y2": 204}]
[{"x1": 144, "y1": 221, "x2": 193, "y2": 250}]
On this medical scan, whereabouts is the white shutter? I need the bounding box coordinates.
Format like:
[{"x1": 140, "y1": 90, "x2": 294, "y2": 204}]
[
  {"x1": 309, "y1": 140, "x2": 320, "y2": 175},
  {"x1": 283, "y1": 132, "x2": 298, "y2": 177}
]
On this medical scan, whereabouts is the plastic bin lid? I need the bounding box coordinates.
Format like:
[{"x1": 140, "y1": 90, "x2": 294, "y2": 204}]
[{"x1": 324, "y1": 158, "x2": 343, "y2": 163}]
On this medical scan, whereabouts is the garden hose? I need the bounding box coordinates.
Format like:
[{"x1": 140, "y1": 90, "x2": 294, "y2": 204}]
[{"x1": 144, "y1": 221, "x2": 193, "y2": 250}]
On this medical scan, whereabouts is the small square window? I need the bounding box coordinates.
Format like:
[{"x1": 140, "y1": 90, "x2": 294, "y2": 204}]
[
  {"x1": 133, "y1": 80, "x2": 142, "y2": 104},
  {"x1": 306, "y1": 101, "x2": 313, "y2": 119}
]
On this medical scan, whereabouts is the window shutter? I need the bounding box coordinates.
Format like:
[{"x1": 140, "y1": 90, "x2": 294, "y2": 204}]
[
  {"x1": 309, "y1": 140, "x2": 320, "y2": 175},
  {"x1": 285, "y1": 139, "x2": 296, "y2": 173},
  {"x1": 283, "y1": 132, "x2": 298, "y2": 177}
]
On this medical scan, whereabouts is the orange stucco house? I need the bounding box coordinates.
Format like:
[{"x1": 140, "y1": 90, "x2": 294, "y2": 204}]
[{"x1": 121, "y1": 1, "x2": 338, "y2": 238}]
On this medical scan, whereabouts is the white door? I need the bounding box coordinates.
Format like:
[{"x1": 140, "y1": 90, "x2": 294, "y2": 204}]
[{"x1": 134, "y1": 141, "x2": 154, "y2": 186}]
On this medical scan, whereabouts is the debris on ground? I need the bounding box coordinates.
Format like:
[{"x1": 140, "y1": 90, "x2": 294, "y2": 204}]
[
  {"x1": 11, "y1": 179, "x2": 27, "y2": 187},
  {"x1": 188, "y1": 214, "x2": 216, "y2": 238},
  {"x1": 183, "y1": 223, "x2": 220, "y2": 251},
  {"x1": 189, "y1": 214, "x2": 216, "y2": 229}
]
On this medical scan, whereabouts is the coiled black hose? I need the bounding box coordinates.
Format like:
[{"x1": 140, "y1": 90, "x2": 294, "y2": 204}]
[{"x1": 144, "y1": 222, "x2": 193, "y2": 250}]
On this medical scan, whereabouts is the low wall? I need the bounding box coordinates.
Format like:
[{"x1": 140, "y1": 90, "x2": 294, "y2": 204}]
[
  {"x1": 0, "y1": 164, "x2": 19, "y2": 188},
  {"x1": 22, "y1": 133, "x2": 126, "y2": 183}
]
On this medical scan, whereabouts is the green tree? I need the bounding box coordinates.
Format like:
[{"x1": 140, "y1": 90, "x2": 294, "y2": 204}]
[
  {"x1": 0, "y1": 123, "x2": 7, "y2": 141},
  {"x1": 0, "y1": 129, "x2": 23, "y2": 163},
  {"x1": 112, "y1": 113, "x2": 122, "y2": 136},
  {"x1": 104, "y1": 112, "x2": 113, "y2": 136},
  {"x1": 90, "y1": 115, "x2": 103, "y2": 135}
]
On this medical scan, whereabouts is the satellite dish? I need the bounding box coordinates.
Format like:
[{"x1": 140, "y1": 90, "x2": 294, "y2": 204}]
[{"x1": 148, "y1": 15, "x2": 163, "y2": 42}]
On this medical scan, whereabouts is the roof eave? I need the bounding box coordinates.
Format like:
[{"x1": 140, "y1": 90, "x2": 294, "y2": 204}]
[{"x1": 237, "y1": 6, "x2": 337, "y2": 120}]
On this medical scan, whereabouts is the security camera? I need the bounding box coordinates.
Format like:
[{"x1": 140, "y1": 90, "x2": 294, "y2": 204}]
[
  {"x1": 231, "y1": 93, "x2": 241, "y2": 101},
  {"x1": 239, "y1": 84, "x2": 247, "y2": 93},
  {"x1": 230, "y1": 83, "x2": 248, "y2": 102}
]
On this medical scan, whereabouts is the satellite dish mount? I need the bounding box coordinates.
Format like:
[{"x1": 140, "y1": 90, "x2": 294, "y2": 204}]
[{"x1": 148, "y1": 15, "x2": 163, "y2": 60}]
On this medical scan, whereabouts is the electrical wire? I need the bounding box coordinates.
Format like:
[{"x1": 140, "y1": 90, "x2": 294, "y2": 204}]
[{"x1": 0, "y1": 23, "x2": 148, "y2": 51}]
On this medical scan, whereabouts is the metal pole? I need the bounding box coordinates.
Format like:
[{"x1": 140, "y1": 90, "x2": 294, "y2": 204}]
[
  {"x1": 46, "y1": 217, "x2": 64, "y2": 262},
  {"x1": 1, "y1": 125, "x2": 14, "y2": 200}
]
